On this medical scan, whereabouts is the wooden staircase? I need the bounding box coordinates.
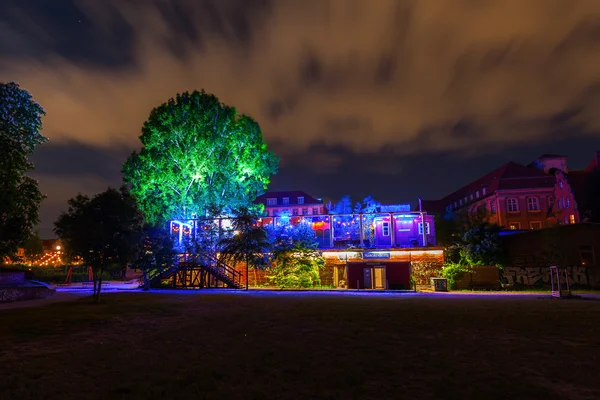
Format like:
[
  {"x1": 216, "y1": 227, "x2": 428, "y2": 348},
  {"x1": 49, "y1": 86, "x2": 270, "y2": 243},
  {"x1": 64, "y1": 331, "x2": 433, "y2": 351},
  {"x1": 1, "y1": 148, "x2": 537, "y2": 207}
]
[{"x1": 153, "y1": 252, "x2": 244, "y2": 289}]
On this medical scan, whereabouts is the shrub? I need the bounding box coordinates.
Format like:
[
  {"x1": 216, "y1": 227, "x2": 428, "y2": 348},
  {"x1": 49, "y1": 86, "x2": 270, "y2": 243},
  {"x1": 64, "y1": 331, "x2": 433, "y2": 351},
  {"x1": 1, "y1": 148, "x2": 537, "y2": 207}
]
[{"x1": 440, "y1": 263, "x2": 472, "y2": 290}]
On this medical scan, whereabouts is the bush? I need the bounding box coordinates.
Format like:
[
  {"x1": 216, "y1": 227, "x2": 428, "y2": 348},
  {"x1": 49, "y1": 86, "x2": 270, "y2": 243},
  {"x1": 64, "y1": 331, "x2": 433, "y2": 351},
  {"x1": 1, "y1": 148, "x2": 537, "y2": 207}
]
[{"x1": 440, "y1": 263, "x2": 472, "y2": 290}]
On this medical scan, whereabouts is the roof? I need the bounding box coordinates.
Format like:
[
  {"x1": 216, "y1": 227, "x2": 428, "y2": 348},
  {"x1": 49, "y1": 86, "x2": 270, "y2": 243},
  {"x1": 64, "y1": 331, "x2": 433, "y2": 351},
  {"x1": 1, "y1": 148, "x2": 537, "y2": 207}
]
[
  {"x1": 255, "y1": 191, "x2": 323, "y2": 207},
  {"x1": 435, "y1": 162, "x2": 555, "y2": 208}
]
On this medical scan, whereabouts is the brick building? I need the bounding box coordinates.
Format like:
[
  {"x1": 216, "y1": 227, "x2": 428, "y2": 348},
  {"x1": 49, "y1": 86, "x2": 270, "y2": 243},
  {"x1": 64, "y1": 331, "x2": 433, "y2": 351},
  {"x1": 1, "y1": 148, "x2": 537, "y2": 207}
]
[
  {"x1": 429, "y1": 161, "x2": 560, "y2": 230},
  {"x1": 255, "y1": 191, "x2": 325, "y2": 217}
]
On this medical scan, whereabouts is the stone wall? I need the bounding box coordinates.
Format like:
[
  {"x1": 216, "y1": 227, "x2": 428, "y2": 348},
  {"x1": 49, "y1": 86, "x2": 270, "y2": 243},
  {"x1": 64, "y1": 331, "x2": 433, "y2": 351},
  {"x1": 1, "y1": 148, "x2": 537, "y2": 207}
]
[{"x1": 0, "y1": 286, "x2": 55, "y2": 303}]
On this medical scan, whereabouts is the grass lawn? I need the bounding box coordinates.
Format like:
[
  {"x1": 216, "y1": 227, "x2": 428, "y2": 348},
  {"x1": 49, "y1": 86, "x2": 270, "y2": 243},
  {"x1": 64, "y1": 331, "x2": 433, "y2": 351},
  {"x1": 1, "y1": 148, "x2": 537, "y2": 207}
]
[{"x1": 1, "y1": 292, "x2": 599, "y2": 400}]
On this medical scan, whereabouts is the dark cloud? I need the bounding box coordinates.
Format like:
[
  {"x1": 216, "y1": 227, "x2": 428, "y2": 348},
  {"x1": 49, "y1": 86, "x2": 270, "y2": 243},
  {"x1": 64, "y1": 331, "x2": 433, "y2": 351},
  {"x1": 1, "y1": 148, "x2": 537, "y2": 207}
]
[{"x1": 2, "y1": 0, "x2": 600, "y2": 235}]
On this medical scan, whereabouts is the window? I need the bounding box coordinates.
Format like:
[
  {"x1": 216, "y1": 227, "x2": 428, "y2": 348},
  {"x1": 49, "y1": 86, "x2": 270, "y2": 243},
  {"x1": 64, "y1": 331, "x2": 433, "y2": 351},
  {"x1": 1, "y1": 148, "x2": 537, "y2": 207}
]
[
  {"x1": 548, "y1": 196, "x2": 554, "y2": 206},
  {"x1": 490, "y1": 201, "x2": 497, "y2": 214},
  {"x1": 476, "y1": 191, "x2": 480, "y2": 198},
  {"x1": 527, "y1": 197, "x2": 539, "y2": 211},
  {"x1": 559, "y1": 180, "x2": 564, "y2": 189},
  {"x1": 297, "y1": 197, "x2": 304, "y2": 205},
  {"x1": 507, "y1": 198, "x2": 519, "y2": 212},
  {"x1": 464, "y1": 197, "x2": 468, "y2": 203},
  {"x1": 470, "y1": 194, "x2": 473, "y2": 201},
  {"x1": 459, "y1": 199, "x2": 463, "y2": 206},
  {"x1": 530, "y1": 221, "x2": 542, "y2": 229},
  {"x1": 312, "y1": 208, "x2": 319, "y2": 215},
  {"x1": 282, "y1": 197, "x2": 290, "y2": 205},
  {"x1": 302, "y1": 208, "x2": 308, "y2": 215},
  {"x1": 565, "y1": 198, "x2": 571, "y2": 208},
  {"x1": 293, "y1": 209, "x2": 298, "y2": 216},
  {"x1": 267, "y1": 198, "x2": 277, "y2": 206},
  {"x1": 482, "y1": 187, "x2": 487, "y2": 195},
  {"x1": 509, "y1": 222, "x2": 520, "y2": 230},
  {"x1": 382, "y1": 222, "x2": 390, "y2": 236},
  {"x1": 418, "y1": 222, "x2": 431, "y2": 235},
  {"x1": 580, "y1": 245, "x2": 595, "y2": 266},
  {"x1": 454, "y1": 201, "x2": 458, "y2": 208},
  {"x1": 564, "y1": 216, "x2": 568, "y2": 225},
  {"x1": 557, "y1": 198, "x2": 562, "y2": 210},
  {"x1": 570, "y1": 214, "x2": 575, "y2": 224}
]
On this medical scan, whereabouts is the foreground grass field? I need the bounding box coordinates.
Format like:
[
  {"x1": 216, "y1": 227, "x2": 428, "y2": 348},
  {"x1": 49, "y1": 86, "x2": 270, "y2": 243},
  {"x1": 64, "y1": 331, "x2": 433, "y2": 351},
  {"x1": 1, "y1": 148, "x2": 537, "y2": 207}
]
[{"x1": 1, "y1": 292, "x2": 599, "y2": 400}]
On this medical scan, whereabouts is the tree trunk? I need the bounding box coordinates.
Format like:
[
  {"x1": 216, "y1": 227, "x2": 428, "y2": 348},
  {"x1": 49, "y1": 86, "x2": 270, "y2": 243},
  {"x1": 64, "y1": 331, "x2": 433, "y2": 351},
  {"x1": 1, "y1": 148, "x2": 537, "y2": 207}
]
[
  {"x1": 246, "y1": 258, "x2": 249, "y2": 291},
  {"x1": 143, "y1": 271, "x2": 150, "y2": 291},
  {"x1": 92, "y1": 270, "x2": 98, "y2": 302},
  {"x1": 253, "y1": 268, "x2": 258, "y2": 288},
  {"x1": 96, "y1": 276, "x2": 103, "y2": 303}
]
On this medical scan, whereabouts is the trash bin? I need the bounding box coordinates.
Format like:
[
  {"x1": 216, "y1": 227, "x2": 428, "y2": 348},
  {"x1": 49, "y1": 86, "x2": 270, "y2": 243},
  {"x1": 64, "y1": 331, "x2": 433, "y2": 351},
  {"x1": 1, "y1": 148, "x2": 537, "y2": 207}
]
[{"x1": 430, "y1": 277, "x2": 448, "y2": 292}]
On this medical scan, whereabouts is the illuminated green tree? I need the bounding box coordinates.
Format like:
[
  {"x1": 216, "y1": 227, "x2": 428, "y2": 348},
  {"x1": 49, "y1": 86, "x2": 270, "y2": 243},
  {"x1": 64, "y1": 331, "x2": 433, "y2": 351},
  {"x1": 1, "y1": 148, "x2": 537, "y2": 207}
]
[
  {"x1": 123, "y1": 90, "x2": 279, "y2": 225},
  {"x1": 0, "y1": 82, "x2": 47, "y2": 260}
]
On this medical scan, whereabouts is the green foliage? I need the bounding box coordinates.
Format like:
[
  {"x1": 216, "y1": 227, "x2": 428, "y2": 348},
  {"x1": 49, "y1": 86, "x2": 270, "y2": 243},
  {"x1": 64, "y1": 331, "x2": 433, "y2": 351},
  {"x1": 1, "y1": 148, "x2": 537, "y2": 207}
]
[
  {"x1": 54, "y1": 186, "x2": 144, "y2": 302},
  {"x1": 266, "y1": 222, "x2": 324, "y2": 288},
  {"x1": 133, "y1": 225, "x2": 176, "y2": 290},
  {"x1": 0, "y1": 82, "x2": 47, "y2": 259},
  {"x1": 440, "y1": 263, "x2": 472, "y2": 290},
  {"x1": 23, "y1": 230, "x2": 44, "y2": 264},
  {"x1": 445, "y1": 222, "x2": 506, "y2": 267},
  {"x1": 123, "y1": 90, "x2": 279, "y2": 224},
  {"x1": 219, "y1": 208, "x2": 271, "y2": 289}
]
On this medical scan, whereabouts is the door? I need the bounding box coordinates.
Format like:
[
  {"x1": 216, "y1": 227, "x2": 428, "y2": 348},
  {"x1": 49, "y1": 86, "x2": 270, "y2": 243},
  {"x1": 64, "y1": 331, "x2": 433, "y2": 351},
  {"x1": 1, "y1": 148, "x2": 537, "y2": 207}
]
[
  {"x1": 374, "y1": 267, "x2": 386, "y2": 289},
  {"x1": 374, "y1": 218, "x2": 392, "y2": 247},
  {"x1": 363, "y1": 267, "x2": 373, "y2": 289}
]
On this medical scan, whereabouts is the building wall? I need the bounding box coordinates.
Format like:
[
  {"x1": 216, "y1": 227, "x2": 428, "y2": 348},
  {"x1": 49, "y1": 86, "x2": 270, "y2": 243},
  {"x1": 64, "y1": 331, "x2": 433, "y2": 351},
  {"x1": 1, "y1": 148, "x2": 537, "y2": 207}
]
[
  {"x1": 265, "y1": 205, "x2": 325, "y2": 217},
  {"x1": 501, "y1": 223, "x2": 600, "y2": 288},
  {"x1": 552, "y1": 170, "x2": 580, "y2": 225},
  {"x1": 456, "y1": 189, "x2": 554, "y2": 230}
]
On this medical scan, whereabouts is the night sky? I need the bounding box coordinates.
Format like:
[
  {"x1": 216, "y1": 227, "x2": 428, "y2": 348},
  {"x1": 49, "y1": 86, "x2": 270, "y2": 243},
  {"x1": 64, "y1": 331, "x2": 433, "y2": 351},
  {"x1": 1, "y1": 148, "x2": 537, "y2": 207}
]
[{"x1": 2, "y1": 0, "x2": 600, "y2": 238}]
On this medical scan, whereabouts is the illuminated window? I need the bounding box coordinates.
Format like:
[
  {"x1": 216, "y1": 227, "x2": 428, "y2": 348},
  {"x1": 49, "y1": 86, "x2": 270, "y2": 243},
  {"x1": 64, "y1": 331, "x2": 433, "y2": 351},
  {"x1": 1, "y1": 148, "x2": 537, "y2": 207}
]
[
  {"x1": 482, "y1": 188, "x2": 487, "y2": 195},
  {"x1": 559, "y1": 180, "x2": 564, "y2": 189},
  {"x1": 570, "y1": 214, "x2": 575, "y2": 224},
  {"x1": 282, "y1": 197, "x2": 290, "y2": 205},
  {"x1": 507, "y1": 198, "x2": 519, "y2": 212},
  {"x1": 490, "y1": 201, "x2": 497, "y2": 214},
  {"x1": 312, "y1": 208, "x2": 319, "y2": 215},
  {"x1": 527, "y1": 197, "x2": 539, "y2": 211},
  {"x1": 509, "y1": 222, "x2": 520, "y2": 230},
  {"x1": 267, "y1": 198, "x2": 277, "y2": 205},
  {"x1": 382, "y1": 222, "x2": 390, "y2": 236},
  {"x1": 418, "y1": 222, "x2": 431, "y2": 235},
  {"x1": 566, "y1": 198, "x2": 571, "y2": 208},
  {"x1": 530, "y1": 221, "x2": 542, "y2": 229},
  {"x1": 476, "y1": 191, "x2": 480, "y2": 198},
  {"x1": 302, "y1": 208, "x2": 308, "y2": 215},
  {"x1": 297, "y1": 197, "x2": 304, "y2": 204}
]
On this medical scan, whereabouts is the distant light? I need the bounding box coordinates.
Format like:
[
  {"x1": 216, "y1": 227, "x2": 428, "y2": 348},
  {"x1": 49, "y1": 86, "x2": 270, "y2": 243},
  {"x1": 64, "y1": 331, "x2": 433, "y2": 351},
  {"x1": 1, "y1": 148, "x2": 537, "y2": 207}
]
[
  {"x1": 56, "y1": 245, "x2": 61, "y2": 250},
  {"x1": 234, "y1": 230, "x2": 240, "y2": 236}
]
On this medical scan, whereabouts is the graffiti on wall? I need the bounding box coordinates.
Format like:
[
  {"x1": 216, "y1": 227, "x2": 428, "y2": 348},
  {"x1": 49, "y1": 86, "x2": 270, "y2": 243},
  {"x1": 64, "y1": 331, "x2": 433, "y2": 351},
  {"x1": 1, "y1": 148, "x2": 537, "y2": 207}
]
[{"x1": 501, "y1": 266, "x2": 590, "y2": 286}]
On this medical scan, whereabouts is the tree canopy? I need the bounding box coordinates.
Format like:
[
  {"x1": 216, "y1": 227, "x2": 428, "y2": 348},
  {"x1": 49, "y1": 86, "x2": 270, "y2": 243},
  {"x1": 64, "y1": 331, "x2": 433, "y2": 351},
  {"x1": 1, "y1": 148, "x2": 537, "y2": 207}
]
[
  {"x1": 123, "y1": 90, "x2": 279, "y2": 225},
  {"x1": 0, "y1": 82, "x2": 47, "y2": 260},
  {"x1": 54, "y1": 186, "x2": 144, "y2": 302}
]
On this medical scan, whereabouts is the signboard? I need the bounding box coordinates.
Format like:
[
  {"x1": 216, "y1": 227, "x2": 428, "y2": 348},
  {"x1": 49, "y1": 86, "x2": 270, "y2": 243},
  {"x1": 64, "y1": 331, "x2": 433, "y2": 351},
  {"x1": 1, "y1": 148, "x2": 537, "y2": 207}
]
[{"x1": 363, "y1": 252, "x2": 390, "y2": 260}]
